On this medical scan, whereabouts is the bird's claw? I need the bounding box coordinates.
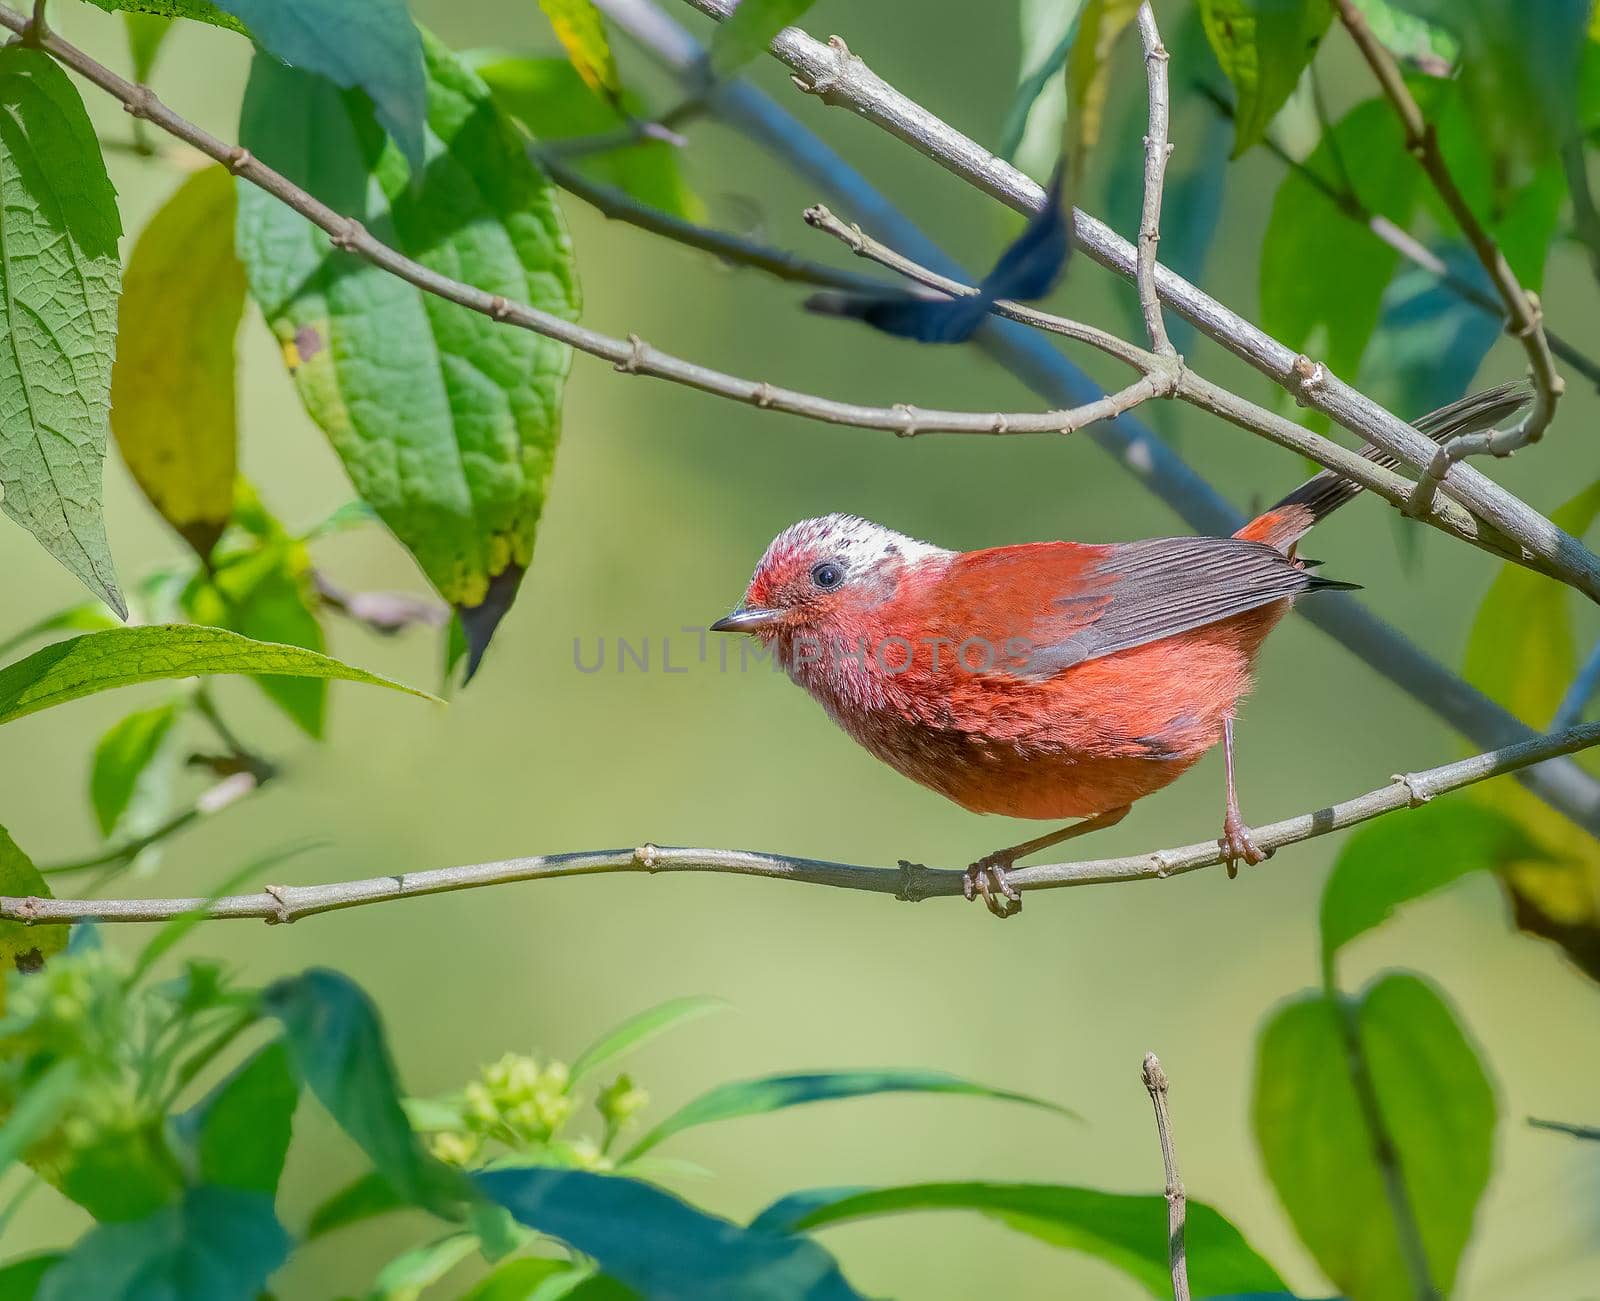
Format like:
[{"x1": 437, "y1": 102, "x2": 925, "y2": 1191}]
[
  {"x1": 963, "y1": 853, "x2": 1022, "y2": 918},
  {"x1": 1220, "y1": 811, "x2": 1271, "y2": 879}
]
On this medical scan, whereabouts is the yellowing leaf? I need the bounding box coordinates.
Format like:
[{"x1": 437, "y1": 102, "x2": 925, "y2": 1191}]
[
  {"x1": 1064, "y1": 0, "x2": 1140, "y2": 182},
  {"x1": 112, "y1": 166, "x2": 244, "y2": 560},
  {"x1": 538, "y1": 0, "x2": 621, "y2": 102}
]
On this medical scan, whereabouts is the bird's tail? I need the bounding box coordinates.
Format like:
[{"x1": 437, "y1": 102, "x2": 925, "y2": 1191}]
[{"x1": 1235, "y1": 380, "x2": 1534, "y2": 550}]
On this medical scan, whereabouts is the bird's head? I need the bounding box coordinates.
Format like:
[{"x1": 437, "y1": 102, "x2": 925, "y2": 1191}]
[{"x1": 711, "y1": 514, "x2": 950, "y2": 640}]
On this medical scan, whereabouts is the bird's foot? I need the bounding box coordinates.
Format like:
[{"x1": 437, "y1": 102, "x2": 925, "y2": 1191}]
[
  {"x1": 1220, "y1": 810, "x2": 1271, "y2": 879},
  {"x1": 963, "y1": 852, "x2": 1022, "y2": 919}
]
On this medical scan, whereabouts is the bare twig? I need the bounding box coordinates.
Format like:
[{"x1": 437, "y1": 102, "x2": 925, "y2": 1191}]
[
  {"x1": 1332, "y1": 0, "x2": 1563, "y2": 519},
  {"x1": 1134, "y1": 4, "x2": 1175, "y2": 357},
  {"x1": 1552, "y1": 636, "x2": 1600, "y2": 731},
  {"x1": 6, "y1": 722, "x2": 1598, "y2": 925},
  {"x1": 1141, "y1": 1054, "x2": 1190, "y2": 1301},
  {"x1": 663, "y1": 0, "x2": 1600, "y2": 604},
  {"x1": 1528, "y1": 1116, "x2": 1600, "y2": 1141},
  {"x1": 538, "y1": 93, "x2": 705, "y2": 157}
]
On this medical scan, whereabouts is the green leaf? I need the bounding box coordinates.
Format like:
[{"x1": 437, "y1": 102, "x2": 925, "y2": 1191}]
[
  {"x1": 0, "y1": 603, "x2": 120, "y2": 661},
  {"x1": 0, "y1": 624, "x2": 434, "y2": 727},
  {"x1": 306, "y1": 1170, "x2": 405, "y2": 1239},
  {"x1": 37, "y1": 1185, "x2": 289, "y2": 1301},
  {"x1": 570, "y1": 996, "x2": 728, "y2": 1083},
  {"x1": 58, "y1": 1123, "x2": 183, "y2": 1222},
  {"x1": 1253, "y1": 974, "x2": 1495, "y2": 1301},
  {"x1": 0, "y1": 49, "x2": 125, "y2": 617},
  {"x1": 124, "y1": 13, "x2": 175, "y2": 84},
  {"x1": 1064, "y1": 0, "x2": 1140, "y2": 183},
  {"x1": 538, "y1": 0, "x2": 621, "y2": 103},
  {"x1": 710, "y1": 0, "x2": 818, "y2": 75},
  {"x1": 1261, "y1": 98, "x2": 1420, "y2": 390},
  {"x1": 176, "y1": 1042, "x2": 297, "y2": 1195},
  {"x1": 111, "y1": 166, "x2": 243, "y2": 560},
  {"x1": 1198, "y1": 0, "x2": 1333, "y2": 156},
  {"x1": 459, "y1": 1258, "x2": 595, "y2": 1301},
  {"x1": 1319, "y1": 801, "x2": 1543, "y2": 979},
  {"x1": 263, "y1": 968, "x2": 462, "y2": 1213},
  {"x1": 0, "y1": 1254, "x2": 62, "y2": 1300},
  {"x1": 1001, "y1": 0, "x2": 1084, "y2": 165},
  {"x1": 759, "y1": 1183, "x2": 1286, "y2": 1298},
  {"x1": 1350, "y1": 0, "x2": 1457, "y2": 73},
  {"x1": 0, "y1": 825, "x2": 67, "y2": 983},
  {"x1": 472, "y1": 55, "x2": 702, "y2": 221},
  {"x1": 213, "y1": 0, "x2": 427, "y2": 173},
  {"x1": 477, "y1": 1167, "x2": 864, "y2": 1301},
  {"x1": 369, "y1": 1233, "x2": 478, "y2": 1301},
  {"x1": 0, "y1": 1060, "x2": 80, "y2": 1174},
  {"x1": 236, "y1": 34, "x2": 579, "y2": 676},
  {"x1": 623, "y1": 1068, "x2": 1074, "y2": 1162},
  {"x1": 89, "y1": 701, "x2": 181, "y2": 838},
  {"x1": 79, "y1": 0, "x2": 246, "y2": 36}
]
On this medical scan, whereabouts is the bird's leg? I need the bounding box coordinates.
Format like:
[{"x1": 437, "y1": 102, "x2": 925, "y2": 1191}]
[
  {"x1": 1219, "y1": 717, "x2": 1271, "y2": 878},
  {"x1": 963, "y1": 805, "x2": 1132, "y2": 919}
]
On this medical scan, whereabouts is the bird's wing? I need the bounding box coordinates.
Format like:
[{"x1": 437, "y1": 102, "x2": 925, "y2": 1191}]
[{"x1": 931, "y1": 537, "x2": 1339, "y2": 677}]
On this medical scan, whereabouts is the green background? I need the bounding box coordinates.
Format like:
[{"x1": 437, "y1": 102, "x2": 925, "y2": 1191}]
[{"x1": 4, "y1": 1, "x2": 1599, "y2": 1296}]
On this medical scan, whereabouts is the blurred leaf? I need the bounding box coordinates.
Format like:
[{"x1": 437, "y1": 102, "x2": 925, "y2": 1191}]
[
  {"x1": 213, "y1": 0, "x2": 427, "y2": 172},
  {"x1": 0, "y1": 1060, "x2": 80, "y2": 1174},
  {"x1": 570, "y1": 996, "x2": 728, "y2": 1083},
  {"x1": 473, "y1": 55, "x2": 702, "y2": 222},
  {"x1": 0, "y1": 826, "x2": 67, "y2": 985},
  {"x1": 237, "y1": 34, "x2": 579, "y2": 678},
  {"x1": 0, "y1": 625, "x2": 433, "y2": 727},
  {"x1": 123, "y1": 13, "x2": 175, "y2": 83},
  {"x1": 306, "y1": 1170, "x2": 405, "y2": 1239},
  {"x1": 90, "y1": 701, "x2": 181, "y2": 838},
  {"x1": 369, "y1": 1232, "x2": 478, "y2": 1301},
  {"x1": 1064, "y1": 0, "x2": 1139, "y2": 180},
  {"x1": 0, "y1": 605, "x2": 120, "y2": 662},
  {"x1": 1000, "y1": 3, "x2": 1082, "y2": 162},
  {"x1": 1528, "y1": 1117, "x2": 1600, "y2": 1140},
  {"x1": 175, "y1": 1042, "x2": 297, "y2": 1195},
  {"x1": 624, "y1": 1068, "x2": 1074, "y2": 1162},
  {"x1": 111, "y1": 166, "x2": 243, "y2": 560},
  {"x1": 80, "y1": 1, "x2": 246, "y2": 35},
  {"x1": 1198, "y1": 0, "x2": 1332, "y2": 156},
  {"x1": 37, "y1": 1185, "x2": 289, "y2": 1301},
  {"x1": 189, "y1": 541, "x2": 328, "y2": 737},
  {"x1": 1319, "y1": 802, "x2": 1542, "y2": 980},
  {"x1": 477, "y1": 1167, "x2": 865, "y2": 1301},
  {"x1": 58, "y1": 1124, "x2": 183, "y2": 1221},
  {"x1": 1261, "y1": 99, "x2": 1419, "y2": 393},
  {"x1": 0, "y1": 1254, "x2": 61, "y2": 1300},
  {"x1": 0, "y1": 49, "x2": 125, "y2": 617},
  {"x1": 538, "y1": 0, "x2": 621, "y2": 102},
  {"x1": 459, "y1": 1258, "x2": 598, "y2": 1300},
  {"x1": 760, "y1": 1183, "x2": 1286, "y2": 1297},
  {"x1": 1350, "y1": 0, "x2": 1456, "y2": 73},
  {"x1": 1464, "y1": 482, "x2": 1600, "y2": 979},
  {"x1": 1253, "y1": 974, "x2": 1494, "y2": 1301},
  {"x1": 263, "y1": 968, "x2": 462, "y2": 1214},
  {"x1": 710, "y1": 0, "x2": 817, "y2": 75}
]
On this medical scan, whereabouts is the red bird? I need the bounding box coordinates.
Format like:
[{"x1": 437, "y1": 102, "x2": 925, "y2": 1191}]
[{"x1": 712, "y1": 384, "x2": 1529, "y2": 916}]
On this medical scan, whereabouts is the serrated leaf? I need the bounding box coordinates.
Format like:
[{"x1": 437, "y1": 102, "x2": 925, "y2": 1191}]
[
  {"x1": 539, "y1": 0, "x2": 621, "y2": 102},
  {"x1": 174, "y1": 1042, "x2": 297, "y2": 1195},
  {"x1": 214, "y1": 0, "x2": 428, "y2": 173},
  {"x1": 757, "y1": 1182, "x2": 1286, "y2": 1297},
  {"x1": 237, "y1": 34, "x2": 578, "y2": 678},
  {"x1": 1199, "y1": 0, "x2": 1333, "y2": 156},
  {"x1": 0, "y1": 624, "x2": 434, "y2": 727},
  {"x1": 0, "y1": 49, "x2": 125, "y2": 617},
  {"x1": 0, "y1": 824, "x2": 68, "y2": 985},
  {"x1": 477, "y1": 1167, "x2": 864, "y2": 1301},
  {"x1": 79, "y1": 0, "x2": 246, "y2": 35},
  {"x1": 112, "y1": 166, "x2": 243, "y2": 560},
  {"x1": 1253, "y1": 975, "x2": 1494, "y2": 1301},
  {"x1": 472, "y1": 55, "x2": 701, "y2": 222},
  {"x1": 710, "y1": 0, "x2": 818, "y2": 75},
  {"x1": 623, "y1": 1068, "x2": 1074, "y2": 1162},
  {"x1": 570, "y1": 995, "x2": 728, "y2": 1083},
  {"x1": 36, "y1": 1185, "x2": 289, "y2": 1301},
  {"x1": 90, "y1": 700, "x2": 181, "y2": 838}
]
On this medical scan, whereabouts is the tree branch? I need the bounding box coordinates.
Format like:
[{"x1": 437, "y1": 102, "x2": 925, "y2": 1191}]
[
  {"x1": 1134, "y1": 4, "x2": 1175, "y2": 358},
  {"x1": 1141, "y1": 1054, "x2": 1190, "y2": 1301},
  {"x1": 665, "y1": 0, "x2": 1600, "y2": 605},
  {"x1": 8, "y1": 723, "x2": 1598, "y2": 926},
  {"x1": 1332, "y1": 0, "x2": 1564, "y2": 520}
]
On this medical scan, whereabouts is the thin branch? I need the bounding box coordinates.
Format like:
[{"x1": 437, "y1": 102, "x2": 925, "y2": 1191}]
[
  {"x1": 7, "y1": 723, "x2": 1598, "y2": 926},
  {"x1": 1332, "y1": 0, "x2": 1564, "y2": 519},
  {"x1": 1134, "y1": 4, "x2": 1176, "y2": 357},
  {"x1": 664, "y1": 0, "x2": 1600, "y2": 605},
  {"x1": 1552, "y1": 636, "x2": 1600, "y2": 731},
  {"x1": 1561, "y1": 138, "x2": 1600, "y2": 290},
  {"x1": 1141, "y1": 1054, "x2": 1190, "y2": 1301},
  {"x1": 1528, "y1": 1116, "x2": 1600, "y2": 1141},
  {"x1": 0, "y1": 6, "x2": 1136, "y2": 443},
  {"x1": 538, "y1": 93, "x2": 706, "y2": 157}
]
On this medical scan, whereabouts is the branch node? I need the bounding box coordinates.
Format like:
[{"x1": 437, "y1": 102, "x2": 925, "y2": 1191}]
[
  {"x1": 895, "y1": 859, "x2": 932, "y2": 903},
  {"x1": 892, "y1": 403, "x2": 922, "y2": 437},
  {"x1": 990, "y1": 412, "x2": 1010, "y2": 434},
  {"x1": 488, "y1": 295, "x2": 513, "y2": 322},
  {"x1": 225, "y1": 146, "x2": 253, "y2": 175},
  {"x1": 633, "y1": 843, "x2": 661, "y2": 872},
  {"x1": 614, "y1": 333, "x2": 649, "y2": 375},
  {"x1": 263, "y1": 884, "x2": 295, "y2": 925},
  {"x1": 123, "y1": 84, "x2": 157, "y2": 121},
  {"x1": 14, "y1": 896, "x2": 40, "y2": 924},
  {"x1": 1149, "y1": 850, "x2": 1177, "y2": 879},
  {"x1": 1290, "y1": 354, "x2": 1326, "y2": 403},
  {"x1": 329, "y1": 216, "x2": 366, "y2": 252},
  {"x1": 752, "y1": 381, "x2": 777, "y2": 409},
  {"x1": 1391, "y1": 772, "x2": 1434, "y2": 808}
]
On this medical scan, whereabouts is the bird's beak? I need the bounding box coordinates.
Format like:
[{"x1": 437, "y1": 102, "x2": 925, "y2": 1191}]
[{"x1": 710, "y1": 606, "x2": 784, "y2": 633}]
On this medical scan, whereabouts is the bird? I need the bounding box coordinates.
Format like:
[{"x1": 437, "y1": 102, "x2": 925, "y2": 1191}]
[{"x1": 710, "y1": 382, "x2": 1531, "y2": 917}]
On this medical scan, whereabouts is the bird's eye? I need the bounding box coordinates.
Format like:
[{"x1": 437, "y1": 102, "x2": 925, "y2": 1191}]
[{"x1": 811, "y1": 561, "x2": 845, "y2": 590}]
